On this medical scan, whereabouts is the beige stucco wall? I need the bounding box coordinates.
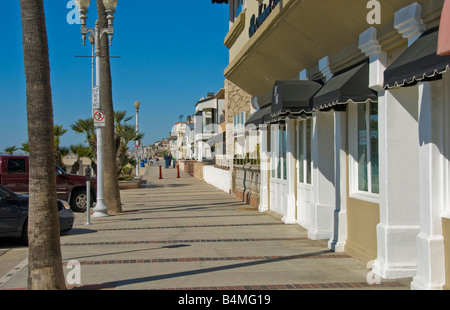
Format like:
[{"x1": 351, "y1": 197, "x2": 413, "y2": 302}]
[
  {"x1": 345, "y1": 197, "x2": 380, "y2": 263},
  {"x1": 443, "y1": 217, "x2": 450, "y2": 289},
  {"x1": 344, "y1": 151, "x2": 379, "y2": 263}
]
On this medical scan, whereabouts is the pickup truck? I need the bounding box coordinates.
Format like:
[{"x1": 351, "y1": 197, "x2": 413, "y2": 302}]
[{"x1": 0, "y1": 155, "x2": 96, "y2": 212}]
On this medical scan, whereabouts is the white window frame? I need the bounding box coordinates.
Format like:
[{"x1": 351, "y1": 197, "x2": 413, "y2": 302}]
[{"x1": 348, "y1": 100, "x2": 379, "y2": 203}]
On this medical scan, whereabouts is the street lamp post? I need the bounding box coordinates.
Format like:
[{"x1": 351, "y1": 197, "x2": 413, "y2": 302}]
[
  {"x1": 134, "y1": 100, "x2": 140, "y2": 176},
  {"x1": 75, "y1": 0, "x2": 118, "y2": 218}
]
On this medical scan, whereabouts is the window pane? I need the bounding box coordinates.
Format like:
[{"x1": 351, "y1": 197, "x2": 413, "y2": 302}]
[
  {"x1": 282, "y1": 127, "x2": 287, "y2": 180},
  {"x1": 370, "y1": 102, "x2": 379, "y2": 194},
  {"x1": 277, "y1": 128, "x2": 281, "y2": 179},
  {"x1": 358, "y1": 103, "x2": 368, "y2": 191},
  {"x1": 271, "y1": 127, "x2": 276, "y2": 178},
  {"x1": 298, "y1": 122, "x2": 304, "y2": 183},
  {"x1": 306, "y1": 118, "x2": 312, "y2": 184},
  {"x1": 8, "y1": 159, "x2": 26, "y2": 174}
]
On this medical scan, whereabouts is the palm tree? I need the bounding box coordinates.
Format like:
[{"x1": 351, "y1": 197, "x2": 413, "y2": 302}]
[
  {"x1": 54, "y1": 124, "x2": 67, "y2": 169},
  {"x1": 114, "y1": 110, "x2": 133, "y2": 156},
  {"x1": 19, "y1": 0, "x2": 66, "y2": 289},
  {"x1": 21, "y1": 142, "x2": 29, "y2": 154},
  {"x1": 97, "y1": 0, "x2": 122, "y2": 214},
  {"x1": 70, "y1": 144, "x2": 92, "y2": 174},
  {"x1": 3, "y1": 146, "x2": 18, "y2": 155},
  {"x1": 71, "y1": 118, "x2": 97, "y2": 174},
  {"x1": 117, "y1": 123, "x2": 145, "y2": 175},
  {"x1": 71, "y1": 118, "x2": 96, "y2": 151}
]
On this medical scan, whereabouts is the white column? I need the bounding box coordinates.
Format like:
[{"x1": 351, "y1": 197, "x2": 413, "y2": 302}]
[
  {"x1": 328, "y1": 111, "x2": 348, "y2": 252},
  {"x1": 309, "y1": 112, "x2": 335, "y2": 240},
  {"x1": 373, "y1": 87, "x2": 421, "y2": 279},
  {"x1": 259, "y1": 124, "x2": 269, "y2": 213},
  {"x1": 283, "y1": 119, "x2": 297, "y2": 224},
  {"x1": 372, "y1": 2, "x2": 425, "y2": 279},
  {"x1": 411, "y1": 80, "x2": 446, "y2": 290}
]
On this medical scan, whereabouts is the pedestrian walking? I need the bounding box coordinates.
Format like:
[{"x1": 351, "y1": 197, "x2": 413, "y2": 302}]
[
  {"x1": 168, "y1": 153, "x2": 173, "y2": 168},
  {"x1": 164, "y1": 154, "x2": 169, "y2": 168}
]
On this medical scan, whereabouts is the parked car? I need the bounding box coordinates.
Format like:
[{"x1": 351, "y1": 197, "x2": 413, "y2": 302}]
[
  {"x1": 0, "y1": 185, "x2": 74, "y2": 244},
  {"x1": 0, "y1": 155, "x2": 96, "y2": 212}
]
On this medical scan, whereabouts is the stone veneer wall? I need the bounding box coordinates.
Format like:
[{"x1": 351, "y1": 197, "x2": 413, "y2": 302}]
[
  {"x1": 224, "y1": 79, "x2": 252, "y2": 156},
  {"x1": 233, "y1": 164, "x2": 260, "y2": 208}
]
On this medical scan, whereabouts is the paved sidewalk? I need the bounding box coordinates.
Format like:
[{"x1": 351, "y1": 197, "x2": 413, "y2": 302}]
[{"x1": 0, "y1": 163, "x2": 411, "y2": 290}]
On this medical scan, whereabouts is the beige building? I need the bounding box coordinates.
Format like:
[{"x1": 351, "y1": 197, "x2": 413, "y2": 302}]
[{"x1": 214, "y1": 0, "x2": 450, "y2": 289}]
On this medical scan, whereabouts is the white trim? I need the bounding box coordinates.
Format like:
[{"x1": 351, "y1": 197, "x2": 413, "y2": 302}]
[
  {"x1": 444, "y1": 72, "x2": 450, "y2": 218},
  {"x1": 348, "y1": 101, "x2": 380, "y2": 203}
]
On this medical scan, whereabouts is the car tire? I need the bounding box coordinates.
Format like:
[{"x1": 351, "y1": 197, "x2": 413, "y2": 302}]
[{"x1": 70, "y1": 190, "x2": 89, "y2": 213}]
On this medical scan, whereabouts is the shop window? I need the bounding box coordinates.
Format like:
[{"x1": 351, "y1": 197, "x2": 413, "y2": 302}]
[
  {"x1": 233, "y1": 111, "x2": 247, "y2": 132},
  {"x1": 350, "y1": 101, "x2": 379, "y2": 200},
  {"x1": 297, "y1": 119, "x2": 312, "y2": 184},
  {"x1": 271, "y1": 124, "x2": 286, "y2": 180}
]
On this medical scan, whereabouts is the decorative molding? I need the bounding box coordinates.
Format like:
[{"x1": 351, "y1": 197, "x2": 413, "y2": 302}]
[
  {"x1": 319, "y1": 56, "x2": 333, "y2": 82},
  {"x1": 394, "y1": 2, "x2": 425, "y2": 47},
  {"x1": 225, "y1": 11, "x2": 246, "y2": 49},
  {"x1": 359, "y1": 27, "x2": 387, "y2": 91}
]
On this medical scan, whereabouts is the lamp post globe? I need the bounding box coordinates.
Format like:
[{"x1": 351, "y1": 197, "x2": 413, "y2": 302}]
[
  {"x1": 134, "y1": 100, "x2": 140, "y2": 111},
  {"x1": 102, "y1": 0, "x2": 118, "y2": 11},
  {"x1": 74, "y1": 0, "x2": 91, "y2": 10}
]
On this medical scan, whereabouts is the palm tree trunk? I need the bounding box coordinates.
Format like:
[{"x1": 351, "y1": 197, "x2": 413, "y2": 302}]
[
  {"x1": 20, "y1": 0, "x2": 66, "y2": 290},
  {"x1": 97, "y1": 0, "x2": 122, "y2": 214}
]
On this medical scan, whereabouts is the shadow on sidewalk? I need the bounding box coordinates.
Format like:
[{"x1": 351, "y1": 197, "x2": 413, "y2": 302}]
[
  {"x1": 71, "y1": 250, "x2": 331, "y2": 290},
  {"x1": 139, "y1": 180, "x2": 190, "y2": 189}
]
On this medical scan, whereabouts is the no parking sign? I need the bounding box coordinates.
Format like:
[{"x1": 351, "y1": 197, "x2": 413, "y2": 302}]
[{"x1": 93, "y1": 109, "x2": 106, "y2": 128}]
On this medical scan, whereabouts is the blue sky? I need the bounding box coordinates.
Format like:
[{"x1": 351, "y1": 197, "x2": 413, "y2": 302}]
[{"x1": 0, "y1": 0, "x2": 229, "y2": 152}]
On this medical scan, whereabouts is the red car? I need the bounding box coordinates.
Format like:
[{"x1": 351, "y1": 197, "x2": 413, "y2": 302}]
[{"x1": 0, "y1": 155, "x2": 96, "y2": 212}]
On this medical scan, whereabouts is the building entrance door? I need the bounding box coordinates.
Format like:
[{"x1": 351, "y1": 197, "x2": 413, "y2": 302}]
[
  {"x1": 296, "y1": 119, "x2": 312, "y2": 229},
  {"x1": 269, "y1": 125, "x2": 288, "y2": 217}
]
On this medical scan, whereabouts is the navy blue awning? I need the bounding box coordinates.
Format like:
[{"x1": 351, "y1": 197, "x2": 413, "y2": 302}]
[
  {"x1": 265, "y1": 80, "x2": 322, "y2": 123},
  {"x1": 245, "y1": 105, "x2": 271, "y2": 127},
  {"x1": 313, "y1": 61, "x2": 377, "y2": 111},
  {"x1": 384, "y1": 28, "x2": 450, "y2": 89}
]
